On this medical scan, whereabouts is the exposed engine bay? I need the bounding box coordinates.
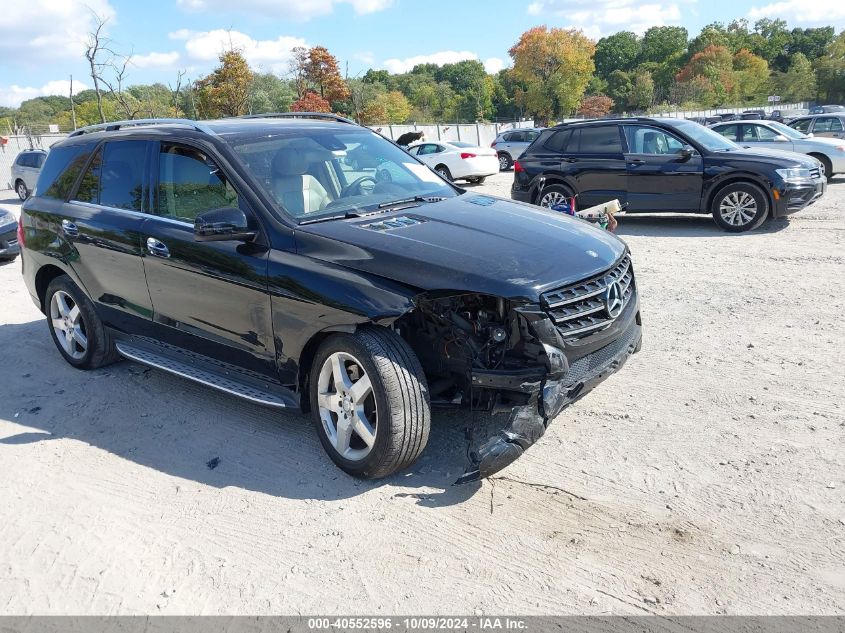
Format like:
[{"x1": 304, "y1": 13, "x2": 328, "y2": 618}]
[{"x1": 395, "y1": 291, "x2": 641, "y2": 484}]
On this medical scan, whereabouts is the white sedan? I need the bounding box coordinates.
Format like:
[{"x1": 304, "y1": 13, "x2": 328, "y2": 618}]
[{"x1": 406, "y1": 141, "x2": 499, "y2": 184}]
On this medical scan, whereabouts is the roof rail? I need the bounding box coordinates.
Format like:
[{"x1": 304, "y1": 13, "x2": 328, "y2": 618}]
[
  {"x1": 236, "y1": 112, "x2": 358, "y2": 125},
  {"x1": 68, "y1": 118, "x2": 216, "y2": 138}
]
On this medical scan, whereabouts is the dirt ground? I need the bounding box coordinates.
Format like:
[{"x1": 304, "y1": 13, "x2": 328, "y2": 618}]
[{"x1": 1, "y1": 173, "x2": 843, "y2": 616}]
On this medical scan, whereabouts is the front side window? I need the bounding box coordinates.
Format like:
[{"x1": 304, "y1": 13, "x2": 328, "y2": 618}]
[
  {"x1": 715, "y1": 125, "x2": 739, "y2": 141},
  {"x1": 791, "y1": 118, "x2": 812, "y2": 133},
  {"x1": 743, "y1": 124, "x2": 779, "y2": 141},
  {"x1": 228, "y1": 127, "x2": 455, "y2": 221},
  {"x1": 624, "y1": 126, "x2": 684, "y2": 154},
  {"x1": 157, "y1": 144, "x2": 240, "y2": 223}
]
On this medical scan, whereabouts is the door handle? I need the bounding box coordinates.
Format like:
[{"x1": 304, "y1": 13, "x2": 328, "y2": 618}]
[
  {"x1": 146, "y1": 237, "x2": 170, "y2": 258},
  {"x1": 61, "y1": 219, "x2": 79, "y2": 237},
  {"x1": 562, "y1": 157, "x2": 578, "y2": 163},
  {"x1": 627, "y1": 159, "x2": 646, "y2": 165}
]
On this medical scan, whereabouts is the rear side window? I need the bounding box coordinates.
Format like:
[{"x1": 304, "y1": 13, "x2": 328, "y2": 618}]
[
  {"x1": 157, "y1": 144, "x2": 239, "y2": 223},
  {"x1": 72, "y1": 140, "x2": 147, "y2": 211},
  {"x1": 572, "y1": 126, "x2": 622, "y2": 154},
  {"x1": 815, "y1": 117, "x2": 844, "y2": 132},
  {"x1": 543, "y1": 130, "x2": 571, "y2": 153},
  {"x1": 36, "y1": 144, "x2": 95, "y2": 200}
]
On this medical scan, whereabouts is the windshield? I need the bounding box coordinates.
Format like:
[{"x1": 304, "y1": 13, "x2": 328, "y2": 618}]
[
  {"x1": 768, "y1": 121, "x2": 808, "y2": 139},
  {"x1": 673, "y1": 120, "x2": 740, "y2": 151},
  {"x1": 228, "y1": 128, "x2": 456, "y2": 221}
]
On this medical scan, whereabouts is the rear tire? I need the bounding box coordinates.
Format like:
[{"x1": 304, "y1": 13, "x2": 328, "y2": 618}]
[
  {"x1": 468, "y1": 176, "x2": 486, "y2": 185},
  {"x1": 538, "y1": 184, "x2": 575, "y2": 208},
  {"x1": 434, "y1": 164, "x2": 452, "y2": 181},
  {"x1": 15, "y1": 180, "x2": 28, "y2": 201},
  {"x1": 44, "y1": 276, "x2": 121, "y2": 369},
  {"x1": 711, "y1": 182, "x2": 769, "y2": 232},
  {"x1": 498, "y1": 153, "x2": 513, "y2": 171},
  {"x1": 309, "y1": 326, "x2": 430, "y2": 479}
]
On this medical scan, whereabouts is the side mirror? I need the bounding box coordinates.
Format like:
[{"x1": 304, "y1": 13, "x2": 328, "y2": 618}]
[
  {"x1": 679, "y1": 145, "x2": 695, "y2": 159},
  {"x1": 774, "y1": 135, "x2": 788, "y2": 142},
  {"x1": 194, "y1": 207, "x2": 256, "y2": 242},
  {"x1": 807, "y1": 133, "x2": 814, "y2": 138}
]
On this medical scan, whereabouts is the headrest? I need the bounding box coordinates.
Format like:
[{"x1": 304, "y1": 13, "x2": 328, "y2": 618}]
[{"x1": 272, "y1": 149, "x2": 309, "y2": 177}]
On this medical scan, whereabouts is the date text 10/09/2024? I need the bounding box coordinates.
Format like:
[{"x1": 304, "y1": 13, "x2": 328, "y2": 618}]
[{"x1": 307, "y1": 617, "x2": 528, "y2": 630}]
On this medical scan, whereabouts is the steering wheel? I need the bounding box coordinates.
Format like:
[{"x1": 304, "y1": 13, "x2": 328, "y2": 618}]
[{"x1": 342, "y1": 175, "x2": 377, "y2": 197}]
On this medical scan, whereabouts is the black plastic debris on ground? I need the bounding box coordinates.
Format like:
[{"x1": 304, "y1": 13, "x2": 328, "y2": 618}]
[{"x1": 206, "y1": 457, "x2": 220, "y2": 470}]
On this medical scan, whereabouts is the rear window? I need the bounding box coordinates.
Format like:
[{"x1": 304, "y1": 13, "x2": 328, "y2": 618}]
[
  {"x1": 35, "y1": 143, "x2": 95, "y2": 200},
  {"x1": 573, "y1": 126, "x2": 622, "y2": 154}
]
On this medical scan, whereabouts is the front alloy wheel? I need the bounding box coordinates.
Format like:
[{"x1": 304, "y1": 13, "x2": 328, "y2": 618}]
[
  {"x1": 309, "y1": 327, "x2": 430, "y2": 479},
  {"x1": 711, "y1": 182, "x2": 768, "y2": 232},
  {"x1": 317, "y1": 351, "x2": 377, "y2": 461}
]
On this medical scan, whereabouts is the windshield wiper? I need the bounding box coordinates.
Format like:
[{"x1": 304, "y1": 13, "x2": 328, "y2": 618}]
[
  {"x1": 378, "y1": 195, "x2": 437, "y2": 209},
  {"x1": 299, "y1": 210, "x2": 362, "y2": 225}
]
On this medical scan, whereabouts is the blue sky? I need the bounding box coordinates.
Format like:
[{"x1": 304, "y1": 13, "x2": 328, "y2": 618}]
[{"x1": 1, "y1": 0, "x2": 843, "y2": 108}]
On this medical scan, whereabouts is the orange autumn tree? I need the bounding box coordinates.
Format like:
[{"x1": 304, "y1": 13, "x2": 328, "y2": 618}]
[
  {"x1": 291, "y1": 91, "x2": 332, "y2": 113},
  {"x1": 577, "y1": 95, "x2": 614, "y2": 118}
]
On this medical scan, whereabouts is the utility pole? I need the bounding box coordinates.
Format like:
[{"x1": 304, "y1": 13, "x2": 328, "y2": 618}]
[{"x1": 70, "y1": 75, "x2": 77, "y2": 130}]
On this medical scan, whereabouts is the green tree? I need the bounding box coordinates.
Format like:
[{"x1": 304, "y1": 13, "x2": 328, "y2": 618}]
[
  {"x1": 772, "y1": 53, "x2": 816, "y2": 102},
  {"x1": 732, "y1": 49, "x2": 770, "y2": 103},
  {"x1": 628, "y1": 71, "x2": 655, "y2": 110},
  {"x1": 594, "y1": 31, "x2": 640, "y2": 79},
  {"x1": 381, "y1": 91, "x2": 411, "y2": 123},
  {"x1": 606, "y1": 70, "x2": 633, "y2": 112},
  {"x1": 816, "y1": 32, "x2": 845, "y2": 103},
  {"x1": 639, "y1": 26, "x2": 688, "y2": 65},
  {"x1": 508, "y1": 26, "x2": 595, "y2": 122},
  {"x1": 689, "y1": 23, "x2": 730, "y2": 55}
]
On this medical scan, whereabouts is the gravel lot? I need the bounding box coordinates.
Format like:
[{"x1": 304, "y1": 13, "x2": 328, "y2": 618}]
[{"x1": 1, "y1": 173, "x2": 843, "y2": 615}]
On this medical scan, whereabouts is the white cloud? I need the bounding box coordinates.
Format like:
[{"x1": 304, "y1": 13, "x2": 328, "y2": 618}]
[
  {"x1": 748, "y1": 0, "x2": 845, "y2": 28},
  {"x1": 382, "y1": 51, "x2": 480, "y2": 74},
  {"x1": 131, "y1": 51, "x2": 181, "y2": 69},
  {"x1": 483, "y1": 57, "x2": 506, "y2": 74},
  {"x1": 354, "y1": 51, "x2": 376, "y2": 66},
  {"x1": 176, "y1": 29, "x2": 307, "y2": 73},
  {"x1": 175, "y1": 0, "x2": 392, "y2": 20},
  {"x1": 0, "y1": 79, "x2": 90, "y2": 108},
  {"x1": 1, "y1": 0, "x2": 116, "y2": 63},
  {"x1": 525, "y1": 0, "x2": 685, "y2": 37}
]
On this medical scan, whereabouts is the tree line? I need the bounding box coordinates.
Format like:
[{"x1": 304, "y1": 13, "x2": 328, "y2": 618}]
[{"x1": 2, "y1": 17, "x2": 844, "y2": 134}]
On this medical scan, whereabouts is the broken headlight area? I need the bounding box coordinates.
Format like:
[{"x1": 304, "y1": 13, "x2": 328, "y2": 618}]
[
  {"x1": 397, "y1": 293, "x2": 642, "y2": 484},
  {"x1": 397, "y1": 294, "x2": 574, "y2": 483}
]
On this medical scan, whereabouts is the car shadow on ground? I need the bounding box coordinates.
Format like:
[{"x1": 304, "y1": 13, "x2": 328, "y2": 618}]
[
  {"x1": 0, "y1": 196, "x2": 22, "y2": 206},
  {"x1": 0, "y1": 319, "x2": 501, "y2": 507},
  {"x1": 615, "y1": 213, "x2": 790, "y2": 238}
]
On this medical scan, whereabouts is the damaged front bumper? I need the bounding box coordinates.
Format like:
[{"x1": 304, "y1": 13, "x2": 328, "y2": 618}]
[{"x1": 456, "y1": 301, "x2": 642, "y2": 484}]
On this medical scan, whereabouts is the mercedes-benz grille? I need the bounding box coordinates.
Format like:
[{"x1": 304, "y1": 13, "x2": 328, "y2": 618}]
[{"x1": 540, "y1": 254, "x2": 635, "y2": 340}]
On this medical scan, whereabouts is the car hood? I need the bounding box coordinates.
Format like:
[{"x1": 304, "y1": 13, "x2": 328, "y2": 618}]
[
  {"x1": 295, "y1": 194, "x2": 626, "y2": 301},
  {"x1": 732, "y1": 147, "x2": 821, "y2": 168}
]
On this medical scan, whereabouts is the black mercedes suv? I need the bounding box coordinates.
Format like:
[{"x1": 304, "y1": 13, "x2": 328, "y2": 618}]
[
  {"x1": 512, "y1": 117, "x2": 826, "y2": 232},
  {"x1": 19, "y1": 114, "x2": 641, "y2": 482}
]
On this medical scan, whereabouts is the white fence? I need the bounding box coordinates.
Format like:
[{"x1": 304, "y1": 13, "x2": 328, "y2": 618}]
[
  {"x1": 1, "y1": 133, "x2": 66, "y2": 190},
  {"x1": 649, "y1": 101, "x2": 810, "y2": 119}
]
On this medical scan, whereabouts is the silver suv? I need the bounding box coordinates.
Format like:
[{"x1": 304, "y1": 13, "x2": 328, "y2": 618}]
[
  {"x1": 11, "y1": 149, "x2": 47, "y2": 200},
  {"x1": 491, "y1": 128, "x2": 541, "y2": 171}
]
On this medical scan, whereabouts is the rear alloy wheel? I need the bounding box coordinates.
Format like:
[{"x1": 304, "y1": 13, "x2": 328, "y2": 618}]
[
  {"x1": 538, "y1": 184, "x2": 574, "y2": 209},
  {"x1": 434, "y1": 164, "x2": 453, "y2": 181},
  {"x1": 15, "y1": 180, "x2": 28, "y2": 201},
  {"x1": 711, "y1": 182, "x2": 769, "y2": 232},
  {"x1": 498, "y1": 153, "x2": 513, "y2": 171},
  {"x1": 309, "y1": 327, "x2": 430, "y2": 479},
  {"x1": 45, "y1": 276, "x2": 121, "y2": 369}
]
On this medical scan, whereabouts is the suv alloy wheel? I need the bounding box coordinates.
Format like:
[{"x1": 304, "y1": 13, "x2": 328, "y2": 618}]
[{"x1": 711, "y1": 182, "x2": 769, "y2": 232}]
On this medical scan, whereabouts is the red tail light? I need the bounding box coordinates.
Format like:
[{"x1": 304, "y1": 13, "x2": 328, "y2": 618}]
[
  {"x1": 460, "y1": 152, "x2": 477, "y2": 159},
  {"x1": 490, "y1": 142, "x2": 497, "y2": 147},
  {"x1": 514, "y1": 160, "x2": 525, "y2": 173},
  {"x1": 16, "y1": 215, "x2": 25, "y2": 248}
]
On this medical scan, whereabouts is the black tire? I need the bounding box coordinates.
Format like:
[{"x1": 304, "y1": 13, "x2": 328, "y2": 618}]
[
  {"x1": 309, "y1": 326, "x2": 430, "y2": 479},
  {"x1": 468, "y1": 176, "x2": 486, "y2": 185},
  {"x1": 537, "y1": 183, "x2": 575, "y2": 208},
  {"x1": 809, "y1": 154, "x2": 833, "y2": 182},
  {"x1": 434, "y1": 164, "x2": 452, "y2": 181},
  {"x1": 15, "y1": 180, "x2": 28, "y2": 201},
  {"x1": 710, "y1": 182, "x2": 769, "y2": 233},
  {"x1": 498, "y1": 152, "x2": 513, "y2": 171},
  {"x1": 44, "y1": 276, "x2": 121, "y2": 370}
]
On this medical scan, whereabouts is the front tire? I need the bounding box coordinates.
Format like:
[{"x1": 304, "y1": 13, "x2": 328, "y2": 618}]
[
  {"x1": 711, "y1": 182, "x2": 769, "y2": 232},
  {"x1": 45, "y1": 276, "x2": 120, "y2": 369},
  {"x1": 15, "y1": 180, "x2": 28, "y2": 201},
  {"x1": 309, "y1": 326, "x2": 430, "y2": 479}
]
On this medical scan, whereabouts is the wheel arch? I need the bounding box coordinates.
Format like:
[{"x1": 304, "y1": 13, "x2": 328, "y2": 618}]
[
  {"x1": 532, "y1": 174, "x2": 576, "y2": 204},
  {"x1": 34, "y1": 264, "x2": 71, "y2": 314},
  {"x1": 704, "y1": 174, "x2": 774, "y2": 217}
]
